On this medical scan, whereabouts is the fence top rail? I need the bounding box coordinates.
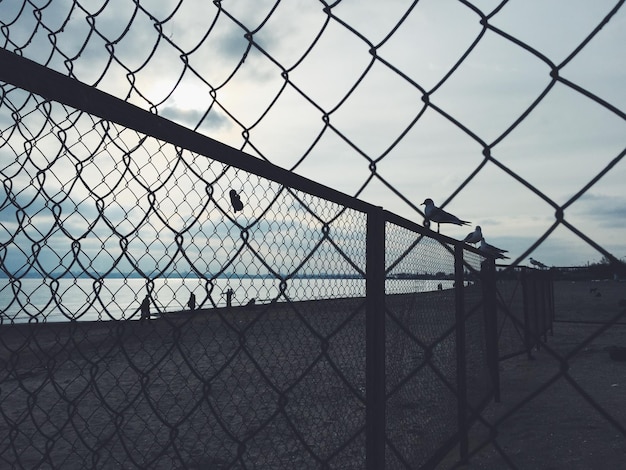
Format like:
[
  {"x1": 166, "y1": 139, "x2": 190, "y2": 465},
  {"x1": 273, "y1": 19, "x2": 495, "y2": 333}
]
[
  {"x1": 0, "y1": 48, "x2": 372, "y2": 214},
  {"x1": 0, "y1": 48, "x2": 494, "y2": 261},
  {"x1": 383, "y1": 209, "x2": 486, "y2": 259}
]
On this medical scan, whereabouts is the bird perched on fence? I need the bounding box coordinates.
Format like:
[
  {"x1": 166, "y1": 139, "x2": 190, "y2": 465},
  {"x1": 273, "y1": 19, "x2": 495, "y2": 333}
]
[
  {"x1": 421, "y1": 198, "x2": 470, "y2": 233},
  {"x1": 529, "y1": 257, "x2": 547, "y2": 269},
  {"x1": 479, "y1": 238, "x2": 509, "y2": 259},
  {"x1": 463, "y1": 225, "x2": 482, "y2": 245},
  {"x1": 229, "y1": 189, "x2": 244, "y2": 212}
]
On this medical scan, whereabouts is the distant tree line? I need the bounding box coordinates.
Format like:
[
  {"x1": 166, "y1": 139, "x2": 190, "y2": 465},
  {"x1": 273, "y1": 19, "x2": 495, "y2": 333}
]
[
  {"x1": 551, "y1": 256, "x2": 626, "y2": 281},
  {"x1": 493, "y1": 256, "x2": 626, "y2": 281}
]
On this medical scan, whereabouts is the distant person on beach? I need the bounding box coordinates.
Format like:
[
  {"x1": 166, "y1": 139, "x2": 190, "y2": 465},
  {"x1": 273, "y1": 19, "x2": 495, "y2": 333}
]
[
  {"x1": 225, "y1": 288, "x2": 234, "y2": 308},
  {"x1": 187, "y1": 292, "x2": 196, "y2": 311},
  {"x1": 140, "y1": 295, "x2": 150, "y2": 321}
]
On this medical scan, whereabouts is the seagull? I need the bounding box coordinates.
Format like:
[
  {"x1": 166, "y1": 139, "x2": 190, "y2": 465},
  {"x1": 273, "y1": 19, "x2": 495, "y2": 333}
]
[
  {"x1": 421, "y1": 198, "x2": 470, "y2": 232},
  {"x1": 463, "y1": 225, "x2": 482, "y2": 245},
  {"x1": 529, "y1": 257, "x2": 547, "y2": 269},
  {"x1": 229, "y1": 189, "x2": 244, "y2": 212},
  {"x1": 479, "y1": 238, "x2": 509, "y2": 259}
]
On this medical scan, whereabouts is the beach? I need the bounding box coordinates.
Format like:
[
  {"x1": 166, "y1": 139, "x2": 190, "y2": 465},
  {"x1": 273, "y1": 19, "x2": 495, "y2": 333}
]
[
  {"x1": 441, "y1": 279, "x2": 626, "y2": 469},
  {"x1": 3, "y1": 280, "x2": 621, "y2": 468},
  {"x1": 1, "y1": 289, "x2": 490, "y2": 469}
]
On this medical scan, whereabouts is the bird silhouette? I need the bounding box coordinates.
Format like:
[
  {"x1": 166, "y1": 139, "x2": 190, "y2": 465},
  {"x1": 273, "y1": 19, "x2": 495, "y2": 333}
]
[
  {"x1": 479, "y1": 238, "x2": 509, "y2": 259},
  {"x1": 529, "y1": 257, "x2": 547, "y2": 269},
  {"x1": 229, "y1": 189, "x2": 244, "y2": 212},
  {"x1": 422, "y1": 198, "x2": 470, "y2": 232},
  {"x1": 463, "y1": 225, "x2": 482, "y2": 245}
]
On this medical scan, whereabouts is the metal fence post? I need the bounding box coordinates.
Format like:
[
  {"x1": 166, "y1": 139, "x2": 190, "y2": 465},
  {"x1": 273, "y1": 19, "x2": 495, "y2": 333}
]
[
  {"x1": 537, "y1": 278, "x2": 548, "y2": 343},
  {"x1": 480, "y1": 257, "x2": 500, "y2": 403},
  {"x1": 531, "y1": 274, "x2": 540, "y2": 351},
  {"x1": 547, "y1": 271, "x2": 554, "y2": 335},
  {"x1": 454, "y1": 244, "x2": 468, "y2": 463},
  {"x1": 520, "y1": 268, "x2": 533, "y2": 359},
  {"x1": 366, "y1": 206, "x2": 386, "y2": 470}
]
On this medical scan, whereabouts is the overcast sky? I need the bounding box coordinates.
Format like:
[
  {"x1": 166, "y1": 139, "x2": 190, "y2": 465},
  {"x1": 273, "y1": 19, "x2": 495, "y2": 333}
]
[{"x1": 1, "y1": 0, "x2": 625, "y2": 270}]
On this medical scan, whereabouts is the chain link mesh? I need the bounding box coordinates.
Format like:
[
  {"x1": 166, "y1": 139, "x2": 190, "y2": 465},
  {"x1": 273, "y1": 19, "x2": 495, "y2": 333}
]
[
  {"x1": 1, "y1": 1, "x2": 625, "y2": 468},
  {"x1": 1, "y1": 0, "x2": 624, "y2": 264}
]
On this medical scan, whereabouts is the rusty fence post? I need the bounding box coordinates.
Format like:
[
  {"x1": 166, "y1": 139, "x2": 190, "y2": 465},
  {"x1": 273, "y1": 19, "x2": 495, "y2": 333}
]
[{"x1": 366, "y1": 206, "x2": 386, "y2": 470}]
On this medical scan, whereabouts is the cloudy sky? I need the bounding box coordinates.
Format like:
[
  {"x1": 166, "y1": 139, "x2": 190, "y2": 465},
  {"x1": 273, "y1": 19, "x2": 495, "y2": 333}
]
[{"x1": 1, "y1": 0, "x2": 625, "y2": 270}]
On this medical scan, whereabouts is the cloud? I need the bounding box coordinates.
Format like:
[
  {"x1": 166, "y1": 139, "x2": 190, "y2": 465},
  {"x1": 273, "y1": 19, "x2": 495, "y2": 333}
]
[
  {"x1": 573, "y1": 193, "x2": 626, "y2": 228},
  {"x1": 160, "y1": 106, "x2": 220, "y2": 129},
  {"x1": 1, "y1": 0, "x2": 624, "y2": 273}
]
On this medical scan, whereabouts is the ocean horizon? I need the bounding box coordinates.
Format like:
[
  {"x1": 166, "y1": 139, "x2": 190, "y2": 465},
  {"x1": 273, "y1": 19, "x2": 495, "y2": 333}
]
[{"x1": 0, "y1": 277, "x2": 455, "y2": 324}]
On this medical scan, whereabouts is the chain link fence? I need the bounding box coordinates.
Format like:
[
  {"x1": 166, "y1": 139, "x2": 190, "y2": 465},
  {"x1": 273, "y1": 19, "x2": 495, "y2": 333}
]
[
  {"x1": 492, "y1": 266, "x2": 554, "y2": 362},
  {"x1": 1, "y1": 1, "x2": 625, "y2": 468},
  {"x1": 0, "y1": 70, "x2": 498, "y2": 466}
]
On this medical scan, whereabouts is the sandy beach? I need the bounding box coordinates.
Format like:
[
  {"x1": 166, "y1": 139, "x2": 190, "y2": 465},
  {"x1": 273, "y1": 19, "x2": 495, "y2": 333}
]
[
  {"x1": 1, "y1": 289, "x2": 492, "y2": 469},
  {"x1": 441, "y1": 279, "x2": 626, "y2": 469},
  {"x1": 2, "y1": 280, "x2": 621, "y2": 469}
]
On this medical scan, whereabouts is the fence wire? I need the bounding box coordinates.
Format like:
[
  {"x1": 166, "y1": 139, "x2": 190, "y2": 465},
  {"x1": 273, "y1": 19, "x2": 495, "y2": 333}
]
[
  {"x1": 0, "y1": 76, "x2": 500, "y2": 468},
  {"x1": 1, "y1": 1, "x2": 625, "y2": 469}
]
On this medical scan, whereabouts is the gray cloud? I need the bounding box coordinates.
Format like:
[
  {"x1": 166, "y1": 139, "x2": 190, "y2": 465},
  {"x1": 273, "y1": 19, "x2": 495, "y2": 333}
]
[
  {"x1": 573, "y1": 193, "x2": 626, "y2": 228},
  {"x1": 1, "y1": 1, "x2": 624, "y2": 272},
  {"x1": 159, "y1": 105, "x2": 230, "y2": 130}
]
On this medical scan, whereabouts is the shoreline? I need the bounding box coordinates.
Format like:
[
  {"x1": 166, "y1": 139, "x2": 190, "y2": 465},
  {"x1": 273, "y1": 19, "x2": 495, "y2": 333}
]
[{"x1": 0, "y1": 286, "x2": 462, "y2": 327}]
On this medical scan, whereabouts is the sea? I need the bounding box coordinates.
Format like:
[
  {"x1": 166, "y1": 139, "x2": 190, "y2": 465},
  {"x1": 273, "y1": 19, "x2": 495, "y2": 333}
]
[{"x1": 0, "y1": 277, "x2": 454, "y2": 323}]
